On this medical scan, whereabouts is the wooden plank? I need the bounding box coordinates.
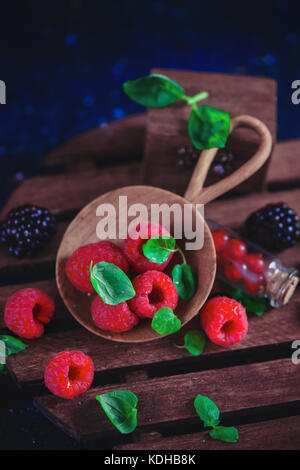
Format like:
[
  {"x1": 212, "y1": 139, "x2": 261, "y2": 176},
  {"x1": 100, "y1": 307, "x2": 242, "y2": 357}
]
[
  {"x1": 0, "y1": 280, "x2": 69, "y2": 329},
  {"x1": 42, "y1": 114, "x2": 146, "y2": 169},
  {"x1": 7, "y1": 287, "x2": 300, "y2": 386},
  {"x1": 1, "y1": 163, "x2": 140, "y2": 218},
  {"x1": 142, "y1": 68, "x2": 277, "y2": 196},
  {"x1": 34, "y1": 358, "x2": 300, "y2": 440},
  {"x1": 267, "y1": 139, "x2": 300, "y2": 188},
  {"x1": 118, "y1": 415, "x2": 300, "y2": 450}
]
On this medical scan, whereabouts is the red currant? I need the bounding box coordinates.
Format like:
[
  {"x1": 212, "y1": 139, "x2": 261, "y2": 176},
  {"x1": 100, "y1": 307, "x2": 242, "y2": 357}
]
[
  {"x1": 223, "y1": 238, "x2": 247, "y2": 261},
  {"x1": 244, "y1": 274, "x2": 265, "y2": 294},
  {"x1": 224, "y1": 260, "x2": 247, "y2": 282},
  {"x1": 212, "y1": 230, "x2": 229, "y2": 252},
  {"x1": 245, "y1": 254, "x2": 265, "y2": 274}
]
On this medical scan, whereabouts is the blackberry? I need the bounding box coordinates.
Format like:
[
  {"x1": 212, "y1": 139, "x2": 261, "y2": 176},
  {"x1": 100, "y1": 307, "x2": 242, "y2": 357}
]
[
  {"x1": 245, "y1": 203, "x2": 300, "y2": 252},
  {"x1": 177, "y1": 145, "x2": 235, "y2": 177},
  {"x1": 0, "y1": 204, "x2": 57, "y2": 258}
]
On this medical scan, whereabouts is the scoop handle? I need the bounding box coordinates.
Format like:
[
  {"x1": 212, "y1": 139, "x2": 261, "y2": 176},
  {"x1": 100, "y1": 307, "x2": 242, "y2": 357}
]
[{"x1": 184, "y1": 115, "x2": 272, "y2": 204}]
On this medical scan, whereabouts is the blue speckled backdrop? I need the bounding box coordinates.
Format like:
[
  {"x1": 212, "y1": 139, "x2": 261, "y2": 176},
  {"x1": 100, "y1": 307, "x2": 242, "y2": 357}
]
[{"x1": 1, "y1": 0, "x2": 300, "y2": 449}]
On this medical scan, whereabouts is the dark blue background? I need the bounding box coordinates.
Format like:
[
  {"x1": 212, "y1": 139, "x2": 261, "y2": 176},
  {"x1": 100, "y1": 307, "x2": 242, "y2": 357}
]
[
  {"x1": 0, "y1": 0, "x2": 300, "y2": 450},
  {"x1": 0, "y1": 0, "x2": 300, "y2": 206}
]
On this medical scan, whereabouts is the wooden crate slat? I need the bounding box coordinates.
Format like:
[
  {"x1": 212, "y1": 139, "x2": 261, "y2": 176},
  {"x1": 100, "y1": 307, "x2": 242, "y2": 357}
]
[
  {"x1": 1, "y1": 163, "x2": 140, "y2": 218},
  {"x1": 267, "y1": 139, "x2": 300, "y2": 188},
  {"x1": 118, "y1": 415, "x2": 300, "y2": 450},
  {"x1": 0, "y1": 279, "x2": 69, "y2": 329},
  {"x1": 7, "y1": 288, "x2": 300, "y2": 386},
  {"x1": 42, "y1": 114, "x2": 146, "y2": 169},
  {"x1": 34, "y1": 358, "x2": 300, "y2": 441},
  {"x1": 142, "y1": 69, "x2": 277, "y2": 195}
]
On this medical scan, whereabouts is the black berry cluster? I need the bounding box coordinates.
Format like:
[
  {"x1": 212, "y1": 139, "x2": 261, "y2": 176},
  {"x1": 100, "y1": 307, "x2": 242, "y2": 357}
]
[
  {"x1": 245, "y1": 203, "x2": 300, "y2": 252},
  {"x1": 1, "y1": 204, "x2": 57, "y2": 258},
  {"x1": 177, "y1": 145, "x2": 235, "y2": 177}
]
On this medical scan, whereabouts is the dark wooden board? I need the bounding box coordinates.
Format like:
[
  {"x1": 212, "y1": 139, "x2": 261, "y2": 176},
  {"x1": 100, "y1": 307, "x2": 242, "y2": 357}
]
[
  {"x1": 35, "y1": 358, "x2": 300, "y2": 441},
  {"x1": 118, "y1": 415, "x2": 300, "y2": 450},
  {"x1": 142, "y1": 69, "x2": 277, "y2": 195}
]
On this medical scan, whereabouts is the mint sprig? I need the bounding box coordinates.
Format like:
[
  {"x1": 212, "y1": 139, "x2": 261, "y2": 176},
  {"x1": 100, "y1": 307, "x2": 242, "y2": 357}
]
[
  {"x1": 123, "y1": 73, "x2": 230, "y2": 150},
  {"x1": 176, "y1": 330, "x2": 206, "y2": 356},
  {"x1": 194, "y1": 394, "x2": 239, "y2": 443},
  {"x1": 151, "y1": 307, "x2": 181, "y2": 335},
  {"x1": 90, "y1": 261, "x2": 135, "y2": 306},
  {"x1": 96, "y1": 390, "x2": 138, "y2": 434},
  {"x1": 143, "y1": 236, "x2": 195, "y2": 301}
]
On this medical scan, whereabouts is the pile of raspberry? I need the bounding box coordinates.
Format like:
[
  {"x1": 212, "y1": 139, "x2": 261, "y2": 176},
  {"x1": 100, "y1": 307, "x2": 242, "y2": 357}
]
[
  {"x1": 66, "y1": 222, "x2": 178, "y2": 333},
  {"x1": 212, "y1": 229, "x2": 266, "y2": 295}
]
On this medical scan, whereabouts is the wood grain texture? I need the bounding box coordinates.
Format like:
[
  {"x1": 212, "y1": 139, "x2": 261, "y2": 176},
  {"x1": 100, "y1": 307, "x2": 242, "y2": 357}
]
[
  {"x1": 267, "y1": 139, "x2": 300, "y2": 188},
  {"x1": 6, "y1": 288, "x2": 300, "y2": 386},
  {"x1": 142, "y1": 69, "x2": 277, "y2": 195},
  {"x1": 34, "y1": 358, "x2": 300, "y2": 440},
  {"x1": 118, "y1": 415, "x2": 300, "y2": 450},
  {"x1": 42, "y1": 114, "x2": 146, "y2": 169}
]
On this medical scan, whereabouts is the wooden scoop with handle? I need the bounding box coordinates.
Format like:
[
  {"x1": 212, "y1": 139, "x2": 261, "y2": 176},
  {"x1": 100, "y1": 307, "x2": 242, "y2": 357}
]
[{"x1": 56, "y1": 115, "x2": 272, "y2": 342}]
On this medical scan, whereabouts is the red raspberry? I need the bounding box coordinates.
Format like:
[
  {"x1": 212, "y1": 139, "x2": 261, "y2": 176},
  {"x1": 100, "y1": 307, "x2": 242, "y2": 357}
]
[
  {"x1": 4, "y1": 288, "x2": 54, "y2": 339},
  {"x1": 224, "y1": 260, "x2": 247, "y2": 282},
  {"x1": 212, "y1": 230, "x2": 229, "y2": 252},
  {"x1": 244, "y1": 273, "x2": 265, "y2": 295},
  {"x1": 223, "y1": 239, "x2": 247, "y2": 261},
  {"x1": 91, "y1": 296, "x2": 139, "y2": 332},
  {"x1": 128, "y1": 270, "x2": 178, "y2": 319},
  {"x1": 44, "y1": 351, "x2": 94, "y2": 399},
  {"x1": 122, "y1": 222, "x2": 173, "y2": 273},
  {"x1": 200, "y1": 296, "x2": 248, "y2": 347},
  {"x1": 66, "y1": 240, "x2": 128, "y2": 293},
  {"x1": 245, "y1": 254, "x2": 265, "y2": 274}
]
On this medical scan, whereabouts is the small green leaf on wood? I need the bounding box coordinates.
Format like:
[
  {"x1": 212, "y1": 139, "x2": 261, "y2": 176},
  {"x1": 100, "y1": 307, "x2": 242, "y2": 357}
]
[
  {"x1": 0, "y1": 335, "x2": 27, "y2": 356},
  {"x1": 123, "y1": 74, "x2": 185, "y2": 108},
  {"x1": 209, "y1": 426, "x2": 239, "y2": 443},
  {"x1": 151, "y1": 307, "x2": 181, "y2": 335},
  {"x1": 96, "y1": 390, "x2": 138, "y2": 434},
  {"x1": 188, "y1": 105, "x2": 230, "y2": 150},
  {"x1": 194, "y1": 394, "x2": 220, "y2": 428},
  {"x1": 177, "y1": 330, "x2": 206, "y2": 356}
]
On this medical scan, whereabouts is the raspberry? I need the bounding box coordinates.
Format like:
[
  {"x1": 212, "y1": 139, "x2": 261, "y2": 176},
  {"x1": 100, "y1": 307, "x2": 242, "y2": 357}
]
[
  {"x1": 224, "y1": 260, "x2": 247, "y2": 282},
  {"x1": 4, "y1": 288, "x2": 55, "y2": 339},
  {"x1": 44, "y1": 351, "x2": 94, "y2": 399},
  {"x1": 0, "y1": 204, "x2": 56, "y2": 258},
  {"x1": 245, "y1": 254, "x2": 265, "y2": 274},
  {"x1": 200, "y1": 296, "x2": 248, "y2": 347},
  {"x1": 122, "y1": 222, "x2": 173, "y2": 273},
  {"x1": 66, "y1": 240, "x2": 128, "y2": 293},
  {"x1": 212, "y1": 230, "x2": 229, "y2": 252},
  {"x1": 244, "y1": 274, "x2": 265, "y2": 295},
  {"x1": 91, "y1": 296, "x2": 139, "y2": 332},
  {"x1": 223, "y1": 239, "x2": 247, "y2": 261},
  {"x1": 128, "y1": 270, "x2": 178, "y2": 319}
]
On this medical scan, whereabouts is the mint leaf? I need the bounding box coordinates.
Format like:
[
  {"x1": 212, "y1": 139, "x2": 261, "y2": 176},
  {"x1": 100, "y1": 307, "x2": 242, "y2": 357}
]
[
  {"x1": 96, "y1": 390, "x2": 138, "y2": 434},
  {"x1": 194, "y1": 394, "x2": 220, "y2": 428},
  {"x1": 123, "y1": 74, "x2": 185, "y2": 108},
  {"x1": 0, "y1": 363, "x2": 7, "y2": 374},
  {"x1": 232, "y1": 289, "x2": 267, "y2": 316},
  {"x1": 142, "y1": 236, "x2": 176, "y2": 264},
  {"x1": 151, "y1": 307, "x2": 181, "y2": 335},
  {"x1": 188, "y1": 105, "x2": 230, "y2": 150},
  {"x1": 178, "y1": 330, "x2": 205, "y2": 356},
  {"x1": 209, "y1": 426, "x2": 239, "y2": 443},
  {"x1": 172, "y1": 263, "x2": 195, "y2": 301},
  {"x1": 90, "y1": 261, "x2": 135, "y2": 306},
  {"x1": 0, "y1": 335, "x2": 27, "y2": 356}
]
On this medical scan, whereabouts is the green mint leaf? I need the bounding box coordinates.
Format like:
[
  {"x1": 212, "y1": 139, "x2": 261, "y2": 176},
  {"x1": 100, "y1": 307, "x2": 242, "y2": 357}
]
[
  {"x1": 172, "y1": 263, "x2": 195, "y2": 301},
  {"x1": 151, "y1": 307, "x2": 181, "y2": 335},
  {"x1": 194, "y1": 394, "x2": 220, "y2": 428},
  {"x1": 142, "y1": 236, "x2": 176, "y2": 264},
  {"x1": 0, "y1": 335, "x2": 27, "y2": 356},
  {"x1": 188, "y1": 105, "x2": 230, "y2": 150},
  {"x1": 209, "y1": 426, "x2": 239, "y2": 443},
  {"x1": 0, "y1": 363, "x2": 7, "y2": 374},
  {"x1": 123, "y1": 74, "x2": 185, "y2": 108},
  {"x1": 232, "y1": 289, "x2": 267, "y2": 316},
  {"x1": 90, "y1": 261, "x2": 135, "y2": 306},
  {"x1": 96, "y1": 390, "x2": 138, "y2": 434},
  {"x1": 178, "y1": 330, "x2": 206, "y2": 356}
]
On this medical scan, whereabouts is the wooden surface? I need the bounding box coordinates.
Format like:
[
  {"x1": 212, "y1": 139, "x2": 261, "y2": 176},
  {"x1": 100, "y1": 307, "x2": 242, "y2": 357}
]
[
  {"x1": 1, "y1": 109, "x2": 300, "y2": 449},
  {"x1": 142, "y1": 69, "x2": 277, "y2": 195}
]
